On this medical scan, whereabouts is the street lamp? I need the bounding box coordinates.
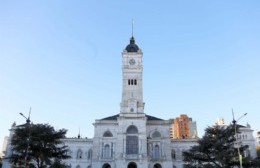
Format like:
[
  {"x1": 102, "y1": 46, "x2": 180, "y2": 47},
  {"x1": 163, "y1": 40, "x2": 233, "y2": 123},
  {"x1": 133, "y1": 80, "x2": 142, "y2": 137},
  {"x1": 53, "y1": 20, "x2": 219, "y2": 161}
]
[
  {"x1": 232, "y1": 109, "x2": 247, "y2": 168},
  {"x1": 19, "y1": 108, "x2": 31, "y2": 168}
]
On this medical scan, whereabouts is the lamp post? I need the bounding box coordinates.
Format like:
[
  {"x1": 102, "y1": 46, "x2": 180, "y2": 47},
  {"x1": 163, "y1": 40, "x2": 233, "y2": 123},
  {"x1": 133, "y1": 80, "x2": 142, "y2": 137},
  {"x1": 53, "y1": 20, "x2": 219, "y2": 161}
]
[
  {"x1": 19, "y1": 108, "x2": 31, "y2": 168},
  {"x1": 232, "y1": 109, "x2": 247, "y2": 168}
]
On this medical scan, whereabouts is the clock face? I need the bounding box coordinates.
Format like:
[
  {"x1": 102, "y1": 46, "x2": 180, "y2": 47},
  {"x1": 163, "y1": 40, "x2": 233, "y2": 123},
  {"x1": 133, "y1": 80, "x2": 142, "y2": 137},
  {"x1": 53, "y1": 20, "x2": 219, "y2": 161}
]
[{"x1": 129, "y1": 59, "x2": 136, "y2": 65}]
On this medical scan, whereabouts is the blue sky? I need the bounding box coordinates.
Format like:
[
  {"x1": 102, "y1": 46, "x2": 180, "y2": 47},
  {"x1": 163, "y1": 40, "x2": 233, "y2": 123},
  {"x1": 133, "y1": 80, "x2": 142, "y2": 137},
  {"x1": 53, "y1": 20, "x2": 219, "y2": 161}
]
[{"x1": 1, "y1": 1, "x2": 260, "y2": 149}]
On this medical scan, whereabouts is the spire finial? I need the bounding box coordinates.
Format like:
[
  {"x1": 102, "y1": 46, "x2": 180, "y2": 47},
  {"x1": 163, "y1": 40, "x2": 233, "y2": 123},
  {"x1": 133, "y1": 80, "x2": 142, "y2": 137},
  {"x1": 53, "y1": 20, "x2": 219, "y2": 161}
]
[
  {"x1": 78, "y1": 127, "x2": 81, "y2": 139},
  {"x1": 132, "y1": 19, "x2": 134, "y2": 37}
]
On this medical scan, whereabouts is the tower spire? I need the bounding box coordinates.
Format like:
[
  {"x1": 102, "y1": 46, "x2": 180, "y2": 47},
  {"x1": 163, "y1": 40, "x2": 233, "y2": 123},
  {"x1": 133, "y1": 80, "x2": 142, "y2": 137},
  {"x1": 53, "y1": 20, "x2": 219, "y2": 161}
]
[
  {"x1": 78, "y1": 127, "x2": 81, "y2": 139},
  {"x1": 132, "y1": 19, "x2": 134, "y2": 37}
]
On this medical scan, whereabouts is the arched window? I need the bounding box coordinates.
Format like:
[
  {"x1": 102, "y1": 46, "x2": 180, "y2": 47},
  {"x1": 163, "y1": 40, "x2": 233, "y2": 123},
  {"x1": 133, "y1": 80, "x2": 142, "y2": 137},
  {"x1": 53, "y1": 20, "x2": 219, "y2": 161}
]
[
  {"x1": 131, "y1": 79, "x2": 133, "y2": 85},
  {"x1": 171, "y1": 149, "x2": 176, "y2": 160},
  {"x1": 154, "y1": 144, "x2": 160, "y2": 159},
  {"x1": 134, "y1": 79, "x2": 137, "y2": 85},
  {"x1": 152, "y1": 131, "x2": 161, "y2": 138},
  {"x1": 126, "y1": 125, "x2": 138, "y2": 155},
  {"x1": 127, "y1": 125, "x2": 138, "y2": 134},
  {"x1": 103, "y1": 131, "x2": 113, "y2": 137},
  {"x1": 103, "y1": 144, "x2": 110, "y2": 158},
  {"x1": 87, "y1": 149, "x2": 92, "y2": 160},
  {"x1": 77, "y1": 149, "x2": 83, "y2": 159},
  {"x1": 128, "y1": 79, "x2": 130, "y2": 85}
]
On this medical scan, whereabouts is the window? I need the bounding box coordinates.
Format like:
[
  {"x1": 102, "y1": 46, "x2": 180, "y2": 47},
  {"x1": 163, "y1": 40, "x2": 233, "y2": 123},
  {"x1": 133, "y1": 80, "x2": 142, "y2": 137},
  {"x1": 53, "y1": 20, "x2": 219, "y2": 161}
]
[
  {"x1": 104, "y1": 144, "x2": 110, "y2": 158},
  {"x1": 152, "y1": 131, "x2": 161, "y2": 138},
  {"x1": 171, "y1": 149, "x2": 176, "y2": 160},
  {"x1": 103, "y1": 131, "x2": 113, "y2": 137},
  {"x1": 77, "y1": 149, "x2": 82, "y2": 159},
  {"x1": 154, "y1": 145, "x2": 160, "y2": 159},
  {"x1": 126, "y1": 125, "x2": 139, "y2": 155},
  {"x1": 128, "y1": 79, "x2": 137, "y2": 85},
  {"x1": 87, "y1": 149, "x2": 92, "y2": 160},
  {"x1": 127, "y1": 125, "x2": 138, "y2": 134},
  {"x1": 126, "y1": 136, "x2": 138, "y2": 154}
]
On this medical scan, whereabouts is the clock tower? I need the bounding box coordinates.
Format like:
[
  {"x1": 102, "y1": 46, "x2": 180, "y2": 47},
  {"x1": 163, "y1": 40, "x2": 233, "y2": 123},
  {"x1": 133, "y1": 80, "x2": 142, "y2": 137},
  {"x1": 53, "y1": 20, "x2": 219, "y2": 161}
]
[{"x1": 120, "y1": 36, "x2": 145, "y2": 114}]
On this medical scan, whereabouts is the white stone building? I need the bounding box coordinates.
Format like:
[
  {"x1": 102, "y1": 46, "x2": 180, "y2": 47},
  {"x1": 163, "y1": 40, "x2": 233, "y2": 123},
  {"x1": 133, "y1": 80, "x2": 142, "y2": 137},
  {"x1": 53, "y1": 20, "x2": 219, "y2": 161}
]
[
  {"x1": 2, "y1": 36, "x2": 197, "y2": 168},
  {"x1": 0, "y1": 136, "x2": 8, "y2": 158},
  {"x1": 61, "y1": 36, "x2": 198, "y2": 168},
  {"x1": 215, "y1": 118, "x2": 257, "y2": 159},
  {"x1": 256, "y1": 129, "x2": 260, "y2": 146},
  {"x1": 237, "y1": 124, "x2": 257, "y2": 158}
]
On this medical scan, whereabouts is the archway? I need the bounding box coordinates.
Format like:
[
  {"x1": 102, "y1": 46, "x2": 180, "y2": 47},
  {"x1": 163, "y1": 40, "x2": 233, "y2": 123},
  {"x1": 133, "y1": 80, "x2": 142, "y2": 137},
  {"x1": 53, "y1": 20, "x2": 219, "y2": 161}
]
[
  {"x1": 102, "y1": 163, "x2": 111, "y2": 168},
  {"x1": 153, "y1": 163, "x2": 162, "y2": 168},
  {"x1": 127, "y1": 162, "x2": 137, "y2": 168}
]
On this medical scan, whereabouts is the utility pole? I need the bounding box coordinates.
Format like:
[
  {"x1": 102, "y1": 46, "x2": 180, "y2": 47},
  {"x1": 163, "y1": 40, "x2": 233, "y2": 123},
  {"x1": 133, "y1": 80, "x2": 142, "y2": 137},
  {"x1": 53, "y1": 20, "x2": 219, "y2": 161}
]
[
  {"x1": 19, "y1": 108, "x2": 31, "y2": 168},
  {"x1": 232, "y1": 109, "x2": 247, "y2": 168}
]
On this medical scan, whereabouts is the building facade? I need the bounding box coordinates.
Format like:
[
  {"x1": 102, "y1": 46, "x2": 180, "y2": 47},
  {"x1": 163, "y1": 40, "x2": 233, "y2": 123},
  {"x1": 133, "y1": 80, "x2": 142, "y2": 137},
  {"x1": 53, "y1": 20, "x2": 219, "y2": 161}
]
[
  {"x1": 2, "y1": 36, "x2": 198, "y2": 168},
  {"x1": 170, "y1": 114, "x2": 197, "y2": 140},
  {"x1": 256, "y1": 129, "x2": 260, "y2": 146},
  {"x1": 3, "y1": 35, "x2": 259, "y2": 168},
  {"x1": 214, "y1": 118, "x2": 257, "y2": 158},
  {"x1": 0, "y1": 136, "x2": 8, "y2": 158},
  {"x1": 61, "y1": 36, "x2": 198, "y2": 168}
]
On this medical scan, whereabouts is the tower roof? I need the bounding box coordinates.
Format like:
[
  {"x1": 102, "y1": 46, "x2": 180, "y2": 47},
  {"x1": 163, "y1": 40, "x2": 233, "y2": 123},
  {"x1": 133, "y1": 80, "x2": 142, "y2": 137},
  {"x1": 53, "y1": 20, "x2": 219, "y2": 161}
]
[{"x1": 125, "y1": 36, "x2": 139, "y2": 52}]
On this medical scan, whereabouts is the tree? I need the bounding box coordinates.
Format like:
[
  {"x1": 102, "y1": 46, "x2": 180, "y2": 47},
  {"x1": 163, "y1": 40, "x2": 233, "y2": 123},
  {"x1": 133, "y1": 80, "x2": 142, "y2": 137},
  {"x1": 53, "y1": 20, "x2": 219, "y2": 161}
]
[
  {"x1": 251, "y1": 146, "x2": 260, "y2": 167},
  {"x1": 9, "y1": 123, "x2": 70, "y2": 168},
  {"x1": 257, "y1": 146, "x2": 260, "y2": 158},
  {"x1": 0, "y1": 156, "x2": 2, "y2": 168},
  {"x1": 183, "y1": 124, "x2": 252, "y2": 168}
]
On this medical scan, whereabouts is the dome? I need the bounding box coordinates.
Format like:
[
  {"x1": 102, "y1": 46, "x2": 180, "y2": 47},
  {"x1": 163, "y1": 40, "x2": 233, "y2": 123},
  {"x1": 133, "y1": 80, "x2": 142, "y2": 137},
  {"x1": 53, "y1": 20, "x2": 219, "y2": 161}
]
[{"x1": 125, "y1": 36, "x2": 139, "y2": 52}]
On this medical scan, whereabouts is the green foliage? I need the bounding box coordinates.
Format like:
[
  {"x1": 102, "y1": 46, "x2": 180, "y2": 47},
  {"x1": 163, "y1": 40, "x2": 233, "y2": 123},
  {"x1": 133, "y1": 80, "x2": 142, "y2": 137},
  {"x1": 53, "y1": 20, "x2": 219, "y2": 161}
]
[
  {"x1": 257, "y1": 146, "x2": 260, "y2": 157},
  {"x1": 49, "y1": 159, "x2": 70, "y2": 168},
  {"x1": 9, "y1": 123, "x2": 70, "y2": 168},
  {"x1": 183, "y1": 125, "x2": 252, "y2": 168},
  {"x1": 251, "y1": 157, "x2": 260, "y2": 168}
]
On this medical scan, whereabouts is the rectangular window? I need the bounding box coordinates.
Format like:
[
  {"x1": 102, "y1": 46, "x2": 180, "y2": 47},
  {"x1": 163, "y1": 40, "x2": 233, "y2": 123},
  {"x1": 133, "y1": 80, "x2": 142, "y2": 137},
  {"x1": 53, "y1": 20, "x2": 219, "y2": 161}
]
[{"x1": 126, "y1": 136, "x2": 138, "y2": 154}]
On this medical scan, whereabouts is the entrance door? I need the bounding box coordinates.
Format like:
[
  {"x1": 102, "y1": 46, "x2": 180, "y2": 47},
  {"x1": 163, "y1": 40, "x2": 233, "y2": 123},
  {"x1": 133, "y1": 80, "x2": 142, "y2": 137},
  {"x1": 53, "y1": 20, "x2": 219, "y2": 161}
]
[
  {"x1": 102, "y1": 163, "x2": 111, "y2": 168},
  {"x1": 127, "y1": 162, "x2": 137, "y2": 168},
  {"x1": 153, "y1": 163, "x2": 162, "y2": 168}
]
